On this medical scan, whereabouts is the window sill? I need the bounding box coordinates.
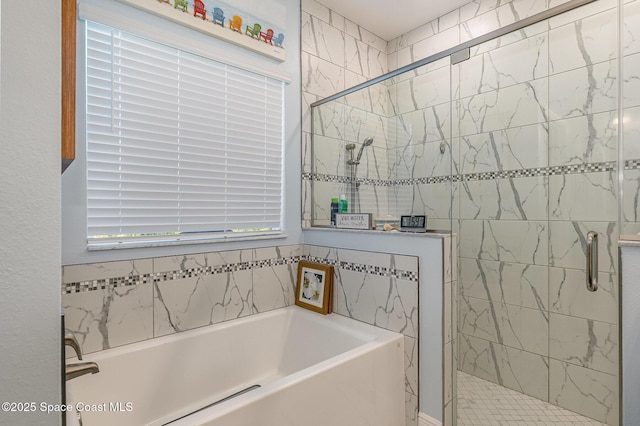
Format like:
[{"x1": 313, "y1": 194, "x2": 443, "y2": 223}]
[{"x1": 87, "y1": 232, "x2": 287, "y2": 251}]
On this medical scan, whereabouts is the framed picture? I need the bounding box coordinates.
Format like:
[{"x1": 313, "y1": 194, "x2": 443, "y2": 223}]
[
  {"x1": 115, "y1": 0, "x2": 287, "y2": 62},
  {"x1": 295, "y1": 261, "x2": 333, "y2": 314}
]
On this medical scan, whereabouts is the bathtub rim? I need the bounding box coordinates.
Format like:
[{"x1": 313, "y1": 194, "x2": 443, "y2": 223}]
[
  {"x1": 68, "y1": 305, "x2": 405, "y2": 426},
  {"x1": 163, "y1": 309, "x2": 404, "y2": 426},
  {"x1": 70, "y1": 305, "x2": 402, "y2": 363}
]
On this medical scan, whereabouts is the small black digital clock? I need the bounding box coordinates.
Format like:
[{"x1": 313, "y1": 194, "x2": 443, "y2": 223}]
[{"x1": 400, "y1": 215, "x2": 427, "y2": 232}]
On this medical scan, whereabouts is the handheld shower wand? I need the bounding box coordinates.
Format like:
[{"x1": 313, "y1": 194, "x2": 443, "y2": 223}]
[
  {"x1": 355, "y1": 137, "x2": 374, "y2": 163},
  {"x1": 347, "y1": 137, "x2": 374, "y2": 165},
  {"x1": 345, "y1": 137, "x2": 374, "y2": 213}
]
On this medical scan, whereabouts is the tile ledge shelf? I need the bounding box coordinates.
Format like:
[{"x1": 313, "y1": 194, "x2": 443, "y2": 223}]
[
  {"x1": 619, "y1": 236, "x2": 640, "y2": 247},
  {"x1": 303, "y1": 226, "x2": 452, "y2": 239}
]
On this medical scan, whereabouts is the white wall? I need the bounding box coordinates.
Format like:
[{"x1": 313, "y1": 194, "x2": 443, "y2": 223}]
[
  {"x1": 62, "y1": 0, "x2": 302, "y2": 266},
  {"x1": 0, "y1": 2, "x2": 62, "y2": 425},
  {"x1": 622, "y1": 246, "x2": 640, "y2": 425}
]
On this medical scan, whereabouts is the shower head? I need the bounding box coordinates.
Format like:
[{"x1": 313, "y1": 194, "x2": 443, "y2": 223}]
[{"x1": 355, "y1": 137, "x2": 374, "y2": 162}]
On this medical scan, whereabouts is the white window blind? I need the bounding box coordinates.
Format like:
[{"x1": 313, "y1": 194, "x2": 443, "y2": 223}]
[{"x1": 85, "y1": 21, "x2": 284, "y2": 247}]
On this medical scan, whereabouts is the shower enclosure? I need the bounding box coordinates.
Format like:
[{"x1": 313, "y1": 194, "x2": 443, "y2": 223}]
[
  {"x1": 453, "y1": 2, "x2": 621, "y2": 425},
  {"x1": 310, "y1": 90, "x2": 418, "y2": 226},
  {"x1": 308, "y1": 0, "x2": 640, "y2": 424}
]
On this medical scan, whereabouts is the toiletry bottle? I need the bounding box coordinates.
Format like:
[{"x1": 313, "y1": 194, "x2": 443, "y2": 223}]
[
  {"x1": 339, "y1": 194, "x2": 348, "y2": 213},
  {"x1": 330, "y1": 197, "x2": 339, "y2": 226}
]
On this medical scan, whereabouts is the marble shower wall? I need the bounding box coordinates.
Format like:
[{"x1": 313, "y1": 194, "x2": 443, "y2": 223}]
[
  {"x1": 305, "y1": 0, "x2": 589, "y2": 230},
  {"x1": 310, "y1": 99, "x2": 407, "y2": 223},
  {"x1": 302, "y1": 0, "x2": 390, "y2": 226},
  {"x1": 382, "y1": 0, "x2": 621, "y2": 423},
  {"x1": 387, "y1": 0, "x2": 578, "y2": 70},
  {"x1": 303, "y1": 0, "x2": 624, "y2": 422},
  {"x1": 388, "y1": 57, "x2": 454, "y2": 231},
  {"x1": 452, "y1": 2, "x2": 620, "y2": 425}
]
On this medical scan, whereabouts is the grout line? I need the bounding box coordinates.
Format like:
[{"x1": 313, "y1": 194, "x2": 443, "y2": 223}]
[{"x1": 457, "y1": 371, "x2": 609, "y2": 425}]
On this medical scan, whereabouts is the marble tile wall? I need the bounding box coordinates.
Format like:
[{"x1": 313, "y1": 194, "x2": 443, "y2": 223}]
[
  {"x1": 63, "y1": 245, "x2": 304, "y2": 354},
  {"x1": 310, "y1": 101, "x2": 402, "y2": 223},
  {"x1": 388, "y1": 56, "x2": 454, "y2": 231},
  {"x1": 303, "y1": 0, "x2": 628, "y2": 423},
  {"x1": 450, "y1": 2, "x2": 621, "y2": 425},
  {"x1": 306, "y1": 0, "x2": 594, "y2": 230},
  {"x1": 304, "y1": 245, "x2": 420, "y2": 426},
  {"x1": 63, "y1": 244, "x2": 422, "y2": 426},
  {"x1": 302, "y1": 0, "x2": 389, "y2": 227},
  {"x1": 309, "y1": 0, "x2": 630, "y2": 233},
  {"x1": 388, "y1": 0, "x2": 573, "y2": 70}
]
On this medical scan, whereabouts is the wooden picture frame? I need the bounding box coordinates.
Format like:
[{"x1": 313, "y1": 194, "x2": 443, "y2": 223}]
[{"x1": 295, "y1": 261, "x2": 333, "y2": 314}]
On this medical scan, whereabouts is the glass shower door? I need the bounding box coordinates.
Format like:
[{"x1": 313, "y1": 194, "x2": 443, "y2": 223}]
[{"x1": 453, "y1": 2, "x2": 619, "y2": 425}]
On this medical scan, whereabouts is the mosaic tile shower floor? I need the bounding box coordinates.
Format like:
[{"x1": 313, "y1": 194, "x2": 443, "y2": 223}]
[{"x1": 457, "y1": 371, "x2": 608, "y2": 425}]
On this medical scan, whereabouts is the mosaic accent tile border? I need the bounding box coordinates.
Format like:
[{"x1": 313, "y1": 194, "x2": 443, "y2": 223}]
[
  {"x1": 625, "y1": 159, "x2": 640, "y2": 170},
  {"x1": 63, "y1": 253, "x2": 418, "y2": 294},
  {"x1": 63, "y1": 274, "x2": 155, "y2": 294},
  {"x1": 306, "y1": 255, "x2": 419, "y2": 282},
  {"x1": 63, "y1": 256, "x2": 302, "y2": 294},
  {"x1": 462, "y1": 161, "x2": 617, "y2": 182},
  {"x1": 397, "y1": 176, "x2": 452, "y2": 185},
  {"x1": 303, "y1": 172, "x2": 352, "y2": 184},
  {"x1": 304, "y1": 159, "x2": 638, "y2": 187},
  {"x1": 303, "y1": 173, "x2": 452, "y2": 186}
]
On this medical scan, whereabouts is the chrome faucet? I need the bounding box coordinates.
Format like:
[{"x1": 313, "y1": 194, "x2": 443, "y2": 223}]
[{"x1": 64, "y1": 332, "x2": 99, "y2": 381}]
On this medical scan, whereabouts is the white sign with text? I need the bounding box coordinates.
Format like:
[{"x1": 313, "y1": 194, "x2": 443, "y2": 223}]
[{"x1": 335, "y1": 213, "x2": 372, "y2": 230}]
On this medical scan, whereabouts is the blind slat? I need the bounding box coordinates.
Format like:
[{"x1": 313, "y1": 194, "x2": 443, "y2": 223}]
[{"x1": 86, "y1": 21, "x2": 284, "y2": 242}]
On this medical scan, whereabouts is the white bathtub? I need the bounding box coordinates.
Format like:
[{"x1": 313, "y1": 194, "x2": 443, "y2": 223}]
[{"x1": 67, "y1": 306, "x2": 405, "y2": 426}]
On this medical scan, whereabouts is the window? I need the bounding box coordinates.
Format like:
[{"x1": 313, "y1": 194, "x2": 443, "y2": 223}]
[{"x1": 85, "y1": 21, "x2": 284, "y2": 248}]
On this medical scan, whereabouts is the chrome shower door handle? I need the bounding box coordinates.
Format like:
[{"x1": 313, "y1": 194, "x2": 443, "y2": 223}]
[{"x1": 586, "y1": 231, "x2": 598, "y2": 292}]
